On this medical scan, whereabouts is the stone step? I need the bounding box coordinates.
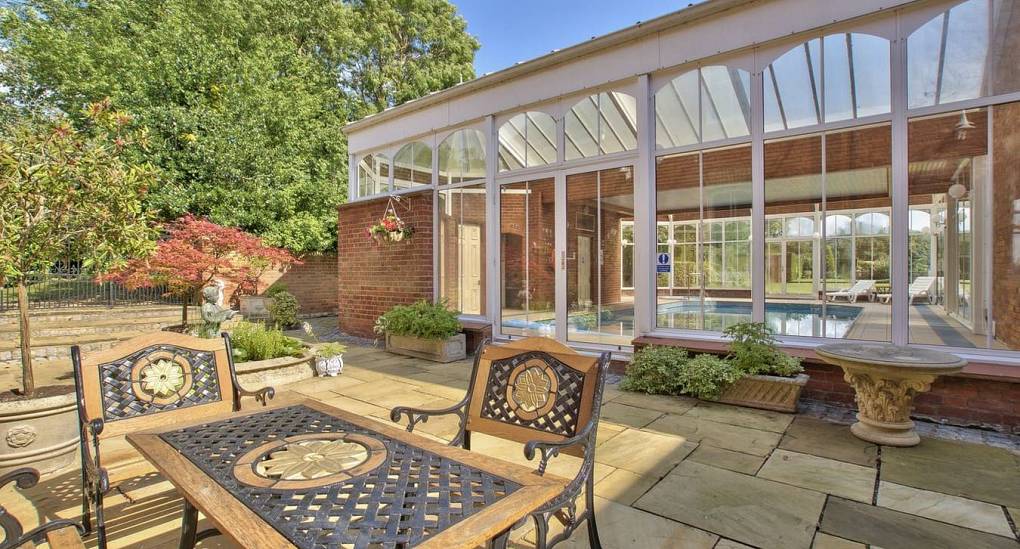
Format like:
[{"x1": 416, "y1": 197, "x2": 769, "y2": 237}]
[
  {"x1": 0, "y1": 329, "x2": 149, "y2": 363},
  {"x1": 0, "y1": 305, "x2": 199, "y2": 328}
]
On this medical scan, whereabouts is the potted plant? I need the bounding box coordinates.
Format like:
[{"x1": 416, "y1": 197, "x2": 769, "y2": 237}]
[
  {"x1": 715, "y1": 322, "x2": 808, "y2": 413},
  {"x1": 301, "y1": 322, "x2": 346, "y2": 376},
  {"x1": 621, "y1": 322, "x2": 808, "y2": 413},
  {"x1": 375, "y1": 300, "x2": 465, "y2": 362},
  {"x1": 0, "y1": 102, "x2": 158, "y2": 475},
  {"x1": 227, "y1": 321, "x2": 316, "y2": 387},
  {"x1": 368, "y1": 214, "x2": 413, "y2": 244}
]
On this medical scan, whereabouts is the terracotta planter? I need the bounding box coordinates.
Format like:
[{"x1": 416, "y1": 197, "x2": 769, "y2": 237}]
[
  {"x1": 714, "y1": 373, "x2": 810, "y2": 413},
  {"x1": 0, "y1": 391, "x2": 78, "y2": 476},
  {"x1": 385, "y1": 333, "x2": 466, "y2": 363}
]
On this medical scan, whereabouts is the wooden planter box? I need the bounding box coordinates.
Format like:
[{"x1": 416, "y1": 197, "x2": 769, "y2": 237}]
[
  {"x1": 714, "y1": 373, "x2": 810, "y2": 413},
  {"x1": 386, "y1": 333, "x2": 466, "y2": 363}
]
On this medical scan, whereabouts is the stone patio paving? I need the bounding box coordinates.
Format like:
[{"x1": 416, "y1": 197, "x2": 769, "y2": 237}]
[{"x1": 6, "y1": 342, "x2": 1020, "y2": 549}]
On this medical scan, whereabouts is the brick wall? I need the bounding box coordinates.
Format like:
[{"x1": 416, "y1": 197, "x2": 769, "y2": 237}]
[
  {"x1": 337, "y1": 191, "x2": 434, "y2": 337},
  {"x1": 801, "y1": 363, "x2": 1020, "y2": 434},
  {"x1": 992, "y1": 102, "x2": 1020, "y2": 349},
  {"x1": 222, "y1": 254, "x2": 339, "y2": 315}
]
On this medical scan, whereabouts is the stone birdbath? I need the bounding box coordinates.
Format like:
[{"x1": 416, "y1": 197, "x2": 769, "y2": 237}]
[{"x1": 815, "y1": 342, "x2": 965, "y2": 447}]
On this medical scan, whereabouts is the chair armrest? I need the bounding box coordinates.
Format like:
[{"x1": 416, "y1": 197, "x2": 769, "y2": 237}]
[
  {"x1": 390, "y1": 397, "x2": 469, "y2": 446},
  {"x1": 523, "y1": 418, "x2": 597, "y2": 476},
  {"x1": 1, "y1": 468, "x2": 86, "y2": 548},
  {"x1": 235, "y1": 384, "x2": 276, "y2": 409}
]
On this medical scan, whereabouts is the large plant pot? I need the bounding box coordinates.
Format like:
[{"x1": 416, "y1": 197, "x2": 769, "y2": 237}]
[
  {"x1": 0, "y1": 391, "x2": 78, "y2": 476},
  {"x1": 714, "y1": 373, "x2": 810, "y2": 413},
  {"x1": 386, "y1": 333, "x2": 466, "y2": 363}
]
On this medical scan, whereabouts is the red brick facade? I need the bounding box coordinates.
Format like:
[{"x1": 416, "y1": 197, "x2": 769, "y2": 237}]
[
  {"x1": 337, "y1": 191, "x2": 434, "y2": 337},
  {"x1": 222, "y1": 253, "x2": 339, "y2": 315}
]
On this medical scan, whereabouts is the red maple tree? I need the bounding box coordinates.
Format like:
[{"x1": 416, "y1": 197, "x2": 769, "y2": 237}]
[{"x1": 102, "y1": 215, "x2": 299, "y2": 324}]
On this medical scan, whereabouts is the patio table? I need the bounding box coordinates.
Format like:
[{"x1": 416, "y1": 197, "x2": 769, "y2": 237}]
[{"x1": 126, "y1": 398, "x2": 567, "y2": 549}]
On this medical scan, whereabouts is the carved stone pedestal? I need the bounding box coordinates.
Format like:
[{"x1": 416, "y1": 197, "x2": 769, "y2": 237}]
[{"x1": 815, "y1": 343, "x2": 965, "y2": 447}]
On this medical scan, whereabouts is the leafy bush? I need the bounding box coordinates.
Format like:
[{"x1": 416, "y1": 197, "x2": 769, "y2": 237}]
[
  {"x1": 620, "y1": 346, "x2": 689, "y2": 394},
  {"x1": 622, "y1": 346, "x2": 742, "y2": 399},
  {"x1": 315, "y1": 342, "x2": 347, "y2": 358},
  {"x1": 674, "y1": 354, "x2": 743, "y2": 400},
  {"x1": 268, "y1": 290, "x2": 300, "y2": 329},
  {"x1": 230, "y1": 321, "x2": 305, "y2": 362},
  {"x1": 723, "y1": 322, "x2": 803, "y2": 377},
  {"x1": 374, "y1": 300, "x2": 461, "y2": 340},
  {"x1": 265, "y1": 284, "x2": 289, "y2": 297}
]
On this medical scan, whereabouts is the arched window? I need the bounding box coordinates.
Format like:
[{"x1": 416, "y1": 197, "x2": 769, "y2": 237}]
[
  {"x1": 908, "y1": 0, "x2": 1020, "y2": 108},
  {"x1": 825, "y1": 214, "x2": 853, "y2": 237},
  {"x1": 357, "y1": 153, "x2": 390, "y2": 197},
  {"x1": 786, "y1": 216, "x2": 815, "y2": 238},
  {"x1": 764, "y1": 33, "x2": 890, "y2": 131},
  {"x1": 393, "y1": 141, "x2": 432, "y2": 190},
  {"x1": 498, "y1": 112, "x2": 557, "y2": 171},
  {"x1": 855, "y1": 212, "x2": 890, "y2": 235},
  {"x1": 438, "y1": 129, "x2": 486, "y2": 184},
  {"x1": 655, "y1": 65, "x2": 751, "y2": 149},
  {"x1": 564, "y1": 91, "x2": 637, "y2": 160}
]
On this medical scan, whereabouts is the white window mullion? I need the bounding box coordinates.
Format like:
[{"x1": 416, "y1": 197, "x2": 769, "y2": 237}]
[
  {"x1": 634, "y1": 74, "x2": 656, "y2": 337},
  {"x1": 751, "y1": 63, "x2": 766, "y2": 322},
  {"x1": 890, "y1": 20, "x2": 909, "y2": 346}
]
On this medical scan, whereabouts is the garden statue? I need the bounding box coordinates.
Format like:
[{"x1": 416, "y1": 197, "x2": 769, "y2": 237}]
[{"x1": 198, "y1": 284, "x2": 237, "y2": 338}]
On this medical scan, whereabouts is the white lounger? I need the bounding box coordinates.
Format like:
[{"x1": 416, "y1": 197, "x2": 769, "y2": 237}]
[
  {"x1": 825, "y1": 279, "x2": 876, "y2": 303},
  {"x1": 909, "y1": 276, "x2": 936, "y2": 303}
]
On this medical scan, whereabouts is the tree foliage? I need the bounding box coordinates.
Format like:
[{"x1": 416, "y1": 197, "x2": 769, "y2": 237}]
[
  {"x1": 1, "y1": 0, "x2": 479, "y2": 252},
  {"x1": 102, "y1": 215, "x2": 299, "y2": 322},
  {"x1": 0, "y1": 99, "x2": 158, "y2": 395}
]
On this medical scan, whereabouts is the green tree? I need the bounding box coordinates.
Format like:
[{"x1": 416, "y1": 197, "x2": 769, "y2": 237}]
[
  {"x1": 344, "y1": 0, "x2": 479, "y2": 115},
  {"x1": 0, "y1": 100, "x2": 158, "y2": 396},
  {"x1": 1, "y1": 0, "x2": 479, "y2": 251}
]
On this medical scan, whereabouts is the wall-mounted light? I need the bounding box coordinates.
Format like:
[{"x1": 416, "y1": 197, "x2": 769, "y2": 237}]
[
  {"x1": 948, "y1": 183, "x2": 968, "y2": 200},
  {"x1": 955, "y1": 109, "x2": 975, "y2": 141}
]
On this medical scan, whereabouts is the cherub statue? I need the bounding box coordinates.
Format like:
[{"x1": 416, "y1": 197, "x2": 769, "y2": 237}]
[{"x1": 197, "y1": 284, "x2": 236, "y2": 338}]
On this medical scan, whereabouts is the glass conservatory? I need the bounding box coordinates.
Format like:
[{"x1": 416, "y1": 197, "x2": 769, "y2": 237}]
[{"x1": 343, "y1": 0, "x2": 1020, "y2": 366}]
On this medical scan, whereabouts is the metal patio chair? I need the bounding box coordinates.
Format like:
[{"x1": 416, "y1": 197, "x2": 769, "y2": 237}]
[
  {"x1": 391, "y1": 337, "x2": 611, "y2": 549},
  {"x1": 0, "y1": 468, "x2": 86, "y2": 549},
  {"x1": 70, "y1": 331, "x2": 274, "y2": 549}
]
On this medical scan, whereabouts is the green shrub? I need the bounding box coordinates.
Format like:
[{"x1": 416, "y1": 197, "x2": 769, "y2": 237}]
[
  {"x1": 674, "y1": 354, "x2": 743, "y2": 400},
  {"x1": 573, "y1": 311, "x2": 598, "y2": 331},
  {"x1": 315, "y1": 342, "x2": 347, "y2": 358},
  {"x1": 268, "y1": 290, "x2": 300, "y2": 329},
  {"x1": 620, "y1": 346, "x2": 690, "y2": 394},
  {"x1": 374, "y1": 300, "x2": 461, "y2": 340},
  {"x1": 265, "y1": 283, "x2": 289, "y2": 297},
  {"x1": 723, "y1": 322, "x2": 803, "y2": 377},
  {"x1": 230, "y1": 321, "x2": 305, "y2": 362}
]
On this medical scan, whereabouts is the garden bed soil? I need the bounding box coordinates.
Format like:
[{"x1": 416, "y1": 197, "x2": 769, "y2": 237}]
[{"x1": 0, "y1": 384, "x2": 75, "y2": 402}]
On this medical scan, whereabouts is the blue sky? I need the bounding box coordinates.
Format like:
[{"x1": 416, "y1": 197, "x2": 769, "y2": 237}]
[{"x1": 451, "y1": 1, "x2": 698, "y2": 76}]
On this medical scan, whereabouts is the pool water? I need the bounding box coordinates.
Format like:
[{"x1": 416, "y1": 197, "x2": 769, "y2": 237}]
[{"x1": 504, "y1": 300, "x2": 863, "y2": 339}]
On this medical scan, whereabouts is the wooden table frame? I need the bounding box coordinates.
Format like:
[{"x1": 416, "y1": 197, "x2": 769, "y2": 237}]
[{"x1": 127, "y1": 398, "x2": 567, "y2": 549}]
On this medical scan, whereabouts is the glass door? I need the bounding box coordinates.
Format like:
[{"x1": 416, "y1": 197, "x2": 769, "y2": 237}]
[{"x1": 499, "y1": 178, "x2": 556, "y2": 338}]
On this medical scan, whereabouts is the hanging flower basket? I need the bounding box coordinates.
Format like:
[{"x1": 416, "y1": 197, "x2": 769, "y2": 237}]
[{"x1": 367, "y1": 196, "x2": 413, "y2": 244}]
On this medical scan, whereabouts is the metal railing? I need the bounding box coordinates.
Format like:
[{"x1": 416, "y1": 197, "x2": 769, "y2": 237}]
[{"x1": 0, "y1": 264, "x2": 181, "y2": 311}]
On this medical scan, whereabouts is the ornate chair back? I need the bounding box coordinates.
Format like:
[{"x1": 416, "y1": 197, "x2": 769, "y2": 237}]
[
  {"x1": 72, "y1": 332, "x2": 238, "y2": 440},
  {"x1": 464, "y1": 337, "x2": 606, "y2": 457}
]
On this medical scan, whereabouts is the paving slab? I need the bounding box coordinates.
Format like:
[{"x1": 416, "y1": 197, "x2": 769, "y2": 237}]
[
  {"x1": 596, "y1": 421, "x2": 626, "y2": 447},
  {"x1": 524, "y1": 495, "x2": 719, "y2": 549},
  {"x1": 821, "y1": 497, "x2": 1019, "y2": 549},
  {"x1": 635, "y1": 460, "x2": 826, "y2": 549},
  {"x1": 647, "y1": 414, "x2": 782, "y2": 456},
  {"x1": 595, "y1": 428, "x2": 696, "y2": 476},
  {"x1": 599, "y1": 401, "x2": 664, "y2": 428},
  {"x1": 779, "y1": 416, "x2": 878, "y2": 467},
  {"x1": 611, "y1": 391, "x2": 698, "y2": 415},
  {"x1": 757, "y1": 449, "x2": 876, "y2": 503},
  {"x1": 594, "y1": 468, "x2": 662, "y2": 505},
  {"x1": 881, "y1": 437, "x2": 1020, "y2": 507},
  {"x1": 811, "y1": 533, "x2": 866, "y2": 549},
  {"x1": 686, "y1": 445, "x2": 765, "y2": 475},
  {"x1": 684, "y1": 401, "x2": 795, "y2": 433},
  {"x1": 876, "y1": 481, "x2": 1015, "y2": 538},
  {"x1": 715, "y1": 540, "x2": 757, "y2": 549}
]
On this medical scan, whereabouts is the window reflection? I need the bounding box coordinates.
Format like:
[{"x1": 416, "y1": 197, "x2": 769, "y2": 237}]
[
  {"x1": 357, "y1": 153, "x2": 390, "y2": 197},
  {"x1": 439, "y1": 185, "x2": 487, "y2": 316},
  {"x1": 393, "y1": 141, "x2": 432, "y2": 190},
  {"x1": 438, "y1": 129, "x2": 486, "y2": 184},
  {"x1": 565, "y1": 92, "x2": 637, "y2": 160},
  {"x1": 908, "y1": 0, "x2": 1020, "y2": 108},
  {"x1": 656, "y1": 66, "x2": 750, "y2": 149},
  {"x1": 765, "y1": 34, "x2": 890, "y2": 132},
  {"x1": 498, "y1": 112, "x2": 557, "y2": 171}
]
